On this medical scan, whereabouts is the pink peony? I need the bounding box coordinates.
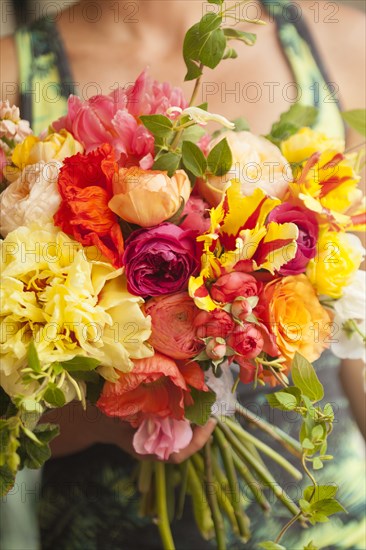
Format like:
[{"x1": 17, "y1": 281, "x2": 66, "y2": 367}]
[
  {"x1": 180, "y1": 196, "x2": 211, "y2": 234},
  {"x1": 133, "y1": 417, "x2": 193, "y2": 460},
  {"x1": 53, "y1": 70, "x2": 187, "y2": 168}
]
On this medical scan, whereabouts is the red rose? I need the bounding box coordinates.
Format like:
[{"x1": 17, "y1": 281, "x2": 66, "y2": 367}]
[
  {"x1": 194, "y1": 309, "x2": 234, "y2": 340},
  {"x1": 227, "y1": 324, "x2": 264, "y2": 359},
  {"x1": 211, "y1": 272, "x2": 262, "y2": 304}
]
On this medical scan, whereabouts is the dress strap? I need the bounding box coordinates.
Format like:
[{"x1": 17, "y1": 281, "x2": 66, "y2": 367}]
[
  {"x1": 260, "y1": 0, "x2": 345, "y2": 139},
  {"x1": 15, "y1": 17, "x2": 76, "y2": 135}
]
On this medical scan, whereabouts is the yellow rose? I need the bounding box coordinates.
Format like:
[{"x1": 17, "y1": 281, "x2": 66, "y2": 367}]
[
  {"x1": 281, "y1": 127, "x2": 345, "y2": 164},
  {"x1": 4, "y1": 129, "x2": 83, "y2": 182},
  {"x1": 109, "y1": 167, "x2": 191, "y2": 227},
  {"x1": 306, "y1": 230, "x2": 364, "y2": 298},
  {"x1": 264, "y1": 274, "x2": 331, "y2": 365}
]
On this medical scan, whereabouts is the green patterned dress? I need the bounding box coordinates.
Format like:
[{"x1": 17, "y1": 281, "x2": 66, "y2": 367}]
[{"x1": 1, "y1": 2, "x2": 365, "y2": 549}]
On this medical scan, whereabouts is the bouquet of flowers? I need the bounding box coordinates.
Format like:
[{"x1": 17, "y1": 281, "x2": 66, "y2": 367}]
[{"x1": 1, "y1": 3, "x2": 365, "y2": 549}]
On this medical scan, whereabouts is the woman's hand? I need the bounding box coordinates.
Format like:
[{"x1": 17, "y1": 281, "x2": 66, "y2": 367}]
[{"x1": 42, "y1": 401, "x2": 216, "y2": 462}]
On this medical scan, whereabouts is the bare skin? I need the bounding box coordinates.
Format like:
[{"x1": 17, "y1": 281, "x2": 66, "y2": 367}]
[{"x1": 1, "y1": 0, "x2": 365, "y2": 457}]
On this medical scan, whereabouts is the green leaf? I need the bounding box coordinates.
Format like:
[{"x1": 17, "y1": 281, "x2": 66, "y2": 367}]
[
  {"x1": 153, "y1": 152, "x2": 181, "y2": 176},
  {"x1": 223, "y1": 28, "x2": 257, "y2": 46},
  {"x1": 0, "y1": 387, "x2": 11, "y2": 417},
  {"x1": 342, "y1": 109, "x2": 366, "y2": 136},
  {"x1": 182, "y1": 141, "x2": 207, "y2": 177},
  {"x1": 208, "y1": 0, "x2": 223, "y2": 5},
  {"x1": 181, "y1": 124, "x2": 207, "y2": 144},
  {"x1": 266, "y1": 387, "x2": 301, "y2": 411},
  {"x1": 199, "y1": 28, "x2": 226, "y2": 69},
  {"x1": 232, "y1": 116, "x2": 250, "y2": 132},
  {"x1": 312, "y1": 457, "x2": 323, "y2": 470},
  {"x1": 303, "y1": 484, "x2": 338, "y2": 503},
  {"x1": 0, "y1": 465, "x2": 16, "y2": 497},
  {"x1": 258, "y1": 542, "x2": 286, "y2": 550},
  {"x1": 275, "y1": 391, "x2": 298, "y2": 410},
  {"x1": 323, "y1": 403, "x2": 334, "y2": 421},
  {"x1": 61, "y1": 356, "x2": 100, "y2": 372},
  {"x1": 207, "y1": 137, "x2": 232, "y2": 176},
  {"x1": 19, "y1": 423, "x2": 60, "y2": 470},
  {"x1": 184, "y1": 389, "x2": 216, "y2": 426},
  {"x1": 43, "y1": 384, "x2": 66, "y2": 408},
  {"x1": 27, "y1": 341, "x2": 42, "y2": 373},
  {"x1": 223, "y1": 47, "x2": 238, "y2": 60},
  {"x1": 139, "y1": 115, "x2": 173, "y2": 138},
  {"x1": 303, "y1": 542, "x2": 319, "y2": 550},
  {"x1": 291, "y1": 353, "x2": 324, "y2": 402},
  {"x1": 309, "y1": 498, "x2": 346, "y2": 516},
  {"x1": 183, "y1": 14, "x2": 226, "y2": 80},
  {"x1": 267, "y1": 104, "x2": 318, "y2": 146},
  {"x1": 302, "y1": 438, "x2": 315, "y2": 450}
]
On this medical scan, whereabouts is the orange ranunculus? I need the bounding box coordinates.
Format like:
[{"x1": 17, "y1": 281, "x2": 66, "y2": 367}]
[
  {"x1": 96, "y1": 352, "x2": 208, "y2": 426},
  {"x1": 144, "y1": 292, "x2": 204, "y2": 360},
  {"x1": 261, "y1": 274, "x2": 331, "y2": 366},
  {"x1": 54, "y1": 143, "x2": 124, "y2": 267},
  {"x1": 108, "y1": 167, "x2": 191, "y2": 227}
]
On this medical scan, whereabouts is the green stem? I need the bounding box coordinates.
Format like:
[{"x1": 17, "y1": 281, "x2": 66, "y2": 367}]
[
  {"x1": 231, "y1": 453, "x2": 271, "y2": 512},
  {"x1": 214, "y1": 428, "x2": 251, "y2": 542},
  {"x1": 204, "y1": 442, "x2": 227, "y2": 550},
  {"x1": 274, "y1": 511, "x2": 302, "y2": 544},
  {"x1": 226, "y1": 418, "x2": 302, "y2": 480},
  {"x1": 234, "y1": 403, "x2": 302, "y2": 457},
  {"x1": 155, "y1": 462, "x2": 176, "y2": 550},
  {"x1": 176, "y1": 461, "x2": 189, "y2": 520},
  {"x1": 215, "y1": 420, "x2": 300, "y2": 517}
]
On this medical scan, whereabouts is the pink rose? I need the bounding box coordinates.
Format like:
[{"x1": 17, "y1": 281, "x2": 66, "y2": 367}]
[
  {"x1": 123, "y1": 224, "x2": 199, "y2": 297},
  {"x1": 133, "y1": 417, "x2": 193, "y2": 460},
  {"x1": 194, "y1": 309, "x2": 234, "y2": 340},
  {"x1": 227, "y1": 324, "x2": 264, "y2": 359},
  {"x1": 180, "y1": 196, "x2": 211, "y2": 234},
  {"x1": 144, "y1": 293, "x2": 204, "y2": 360},
  {"x1": 211, "y1": 272, "x2": 262, "y2": 304}
]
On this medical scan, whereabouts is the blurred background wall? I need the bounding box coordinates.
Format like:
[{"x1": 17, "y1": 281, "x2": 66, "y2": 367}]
[{"x1": 1, "y1": 0, "x2": 365, "y2": 37}]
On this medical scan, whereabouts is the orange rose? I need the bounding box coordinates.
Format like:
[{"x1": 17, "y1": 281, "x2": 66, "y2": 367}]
[
  {"x1": 109, "y1": 167, "x2": 191, "y2": 227},
  {"x1": 262, "y1": 274, "x2": 331, "y2": 365}
]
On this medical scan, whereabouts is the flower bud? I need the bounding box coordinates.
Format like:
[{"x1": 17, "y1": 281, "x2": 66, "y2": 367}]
[{"x1": 206, "y1": 338, "x2": 227, "y2": 360}]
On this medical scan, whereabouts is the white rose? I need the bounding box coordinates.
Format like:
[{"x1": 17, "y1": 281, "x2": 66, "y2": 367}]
[
  {"x1": 0, "y1": 160, "x2": 62, "y2": 236},
  {"x1": 199, "y1": 131, "x2": 293, "y2": 206},
  {"x1": 331, "y1": 270, "x2": 366, "y2": 363}
]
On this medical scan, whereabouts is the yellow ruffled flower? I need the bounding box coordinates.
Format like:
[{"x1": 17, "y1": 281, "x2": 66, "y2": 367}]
[
  {"x1": 4, "y1": 130, "x2": 83, "y2": 182},
  {"x1": 281, "y1": 127, "x2": 345, "y2": 164},
  {"x1": 0, "y1": 224, "x2": 152, "y2": 403},
  {"x1": 306, "y1": 229, "x2": 365, "y2": 298}
]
